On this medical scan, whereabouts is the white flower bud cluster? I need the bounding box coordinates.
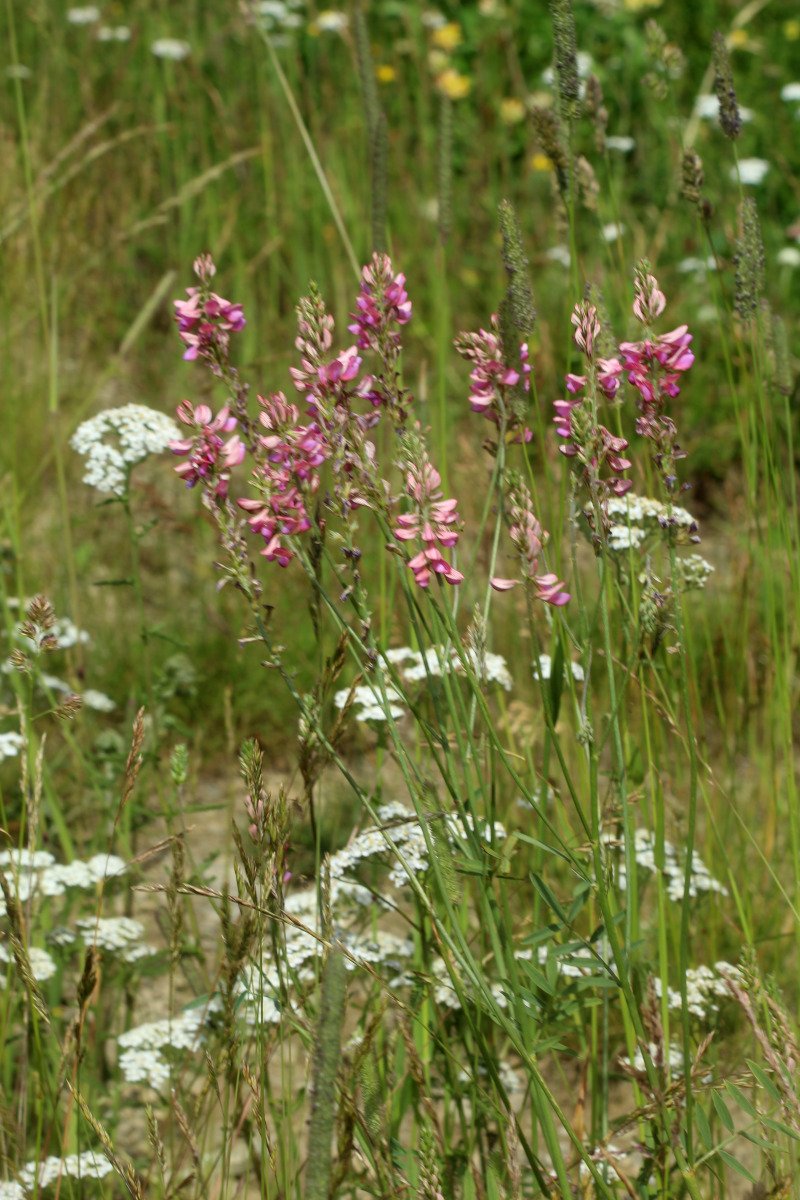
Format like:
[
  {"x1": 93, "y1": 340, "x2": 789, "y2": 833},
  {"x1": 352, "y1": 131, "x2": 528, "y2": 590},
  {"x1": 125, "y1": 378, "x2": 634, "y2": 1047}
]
[
  {"x1": 334, "y1": 683, "x2": 405, "y2": 723},
  {"x1": 325, "y1": 801, "x2": 506, "y2": 891},
  {"x1": 76, "y1": 917, "x2": 156, "y2": 962},
  {"x1": 0, "y1": 849, "x2": 126, "y2": 916},
  {"x1": 0, "y1": 732, "x2": 25, "y2": 762},
  {"x1": 117, "y1": 1007, "x2": 208, "y2": 1088},
  {"x1": 620, "y1": 1041, "x2": 687, "y2": 1076},
  {"x1": 596, "y1": 492, "x2": 701, "y2": 554},
  {"x1": 17, "y1": 1151, "x2": 114, "y2": 1191},
  {"x1": 71, "y1": 404, "x2": 180, "y2": 496},
  {"x1": 653, "y1": 961, "x2": 742, "y2": 1019},
  {"x1": 673, "y1": 554, "x2": 714, "y2": 591},
  {"x1": 603, "y1": 827, "x2": 727, "y2": 902},
  {"x1": 532, "y1": 653, "x2": 585, "y2": 683},
  {"x1": 388, "y1": 644, "x2": 514, "y2": 690},
  {"x1": 0, "y1": 943, "x2": 57, "y2": 983}
]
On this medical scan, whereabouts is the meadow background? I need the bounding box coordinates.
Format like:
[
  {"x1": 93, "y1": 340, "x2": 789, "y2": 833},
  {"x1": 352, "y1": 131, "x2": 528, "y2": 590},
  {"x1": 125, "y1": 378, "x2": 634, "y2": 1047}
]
[{"x1": 1, "y1": 0, "x2": 800, "y2": 1196}]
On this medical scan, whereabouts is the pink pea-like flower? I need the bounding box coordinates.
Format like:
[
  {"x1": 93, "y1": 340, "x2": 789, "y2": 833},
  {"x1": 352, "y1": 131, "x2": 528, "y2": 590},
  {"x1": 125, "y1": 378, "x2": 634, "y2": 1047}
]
[
  {"x1": 455, "y1": 318, "x2": 533, "y2": 443},
  {"x1": 169, "y1": 400, "x2": 244, "y2": 497},
  {"x1": 174, "y1": 268, "x2": 245, "y2": 364},
  {"x1": 490, "y1": 478, "x2": 570, "y2": 606},
  {"x1": 348, "y1": 253, "x2": 412, "y2": 353},
  {"x1": 393, "y1": 450, "x2": 463, "y2": 589}
]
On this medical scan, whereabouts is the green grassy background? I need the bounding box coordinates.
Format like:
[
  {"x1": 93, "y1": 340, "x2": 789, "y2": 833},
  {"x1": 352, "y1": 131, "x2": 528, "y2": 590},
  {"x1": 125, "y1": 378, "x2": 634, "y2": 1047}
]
[{"x1": 2, "y1": 0, "x2": 798, "y2": 759}]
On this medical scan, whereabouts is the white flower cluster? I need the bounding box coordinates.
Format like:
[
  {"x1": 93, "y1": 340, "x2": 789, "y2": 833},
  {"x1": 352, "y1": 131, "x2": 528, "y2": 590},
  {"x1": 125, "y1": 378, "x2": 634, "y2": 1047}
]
[
  {"x1": 0, "y1": 1181, "x2": 25, "y2": 1200},
  {"x1": 620, "y1": 1041, "x2": 686, "y2": 1076},
  {"x1": 233, "y1": 901, "x2": 413, "y2": 1028},
  {"x1": 677, "y1": 255, "x2": 717, "y2": 275},
  {"x1": 0, "y1": 849, "x2": 126, "y2": 916},
  {"x1": 731, "y1": 158, "x2": 770, "y2": 187},
  {"x1": 316, "y1": 10, "x2": 348, "y2": 32},
  {"x1": 601, "y1": 493, "x2": 699, "y2": 548},
  {"x1": 334, "y1": 643, "x2": 515, "y2": 723},
  {"x1": 542, "y1": 50, "x2": 593, "y2": 91},
  {"x1": 257, "y1": 0, "x2": 305, "y2": 33},
  {"x1": 45, "y1": 616, "x2": 90, "y2": 650},
  {"x1": 532, "y1": 653, "x2": 585, "y2": 684},
  {"x1": 653, "y1": 962, "x2": 742, "y2": 1020},
  {"x1": 387, "y1": 644, "x2": 514, "y2": 690},
  {"x1": 456, "y1": 1060, "x2": 524, "y2": 1094},
  {"x1": 17, "y1": 1151, "x2": 114, "y2": 1191},
  {"x1": 71, "y1": 404, "x2": 180, "y2": 496},
  {"x1": 606, "y1": 135, "x2": 635, "y2": 153},
  {"x1": 334, "y1": 683, "x2": 405, "y2": 723},
  {"x1": 118, "y1": 1007, "x2": 207, "y2": 1088},
  {"x1": 76, "y1": 917, "x2": 156, "y2": 962},
  {"x1": 777, "y1": 246, "x2": 800, "y2": 268},
  {"x1": 605, "y1": 828, "x2": 728, "y2": 903},
  {"x1": 329, "y1": 801, "x2": 506, "y2": 891},
  {"x1": 0, "y1": 732, "x2": 24, "y2": 762},
  {"x1": 0, "y1": 942, "x2": 57, "y2": 983},
  {"x1": 578, "y1": 1144, "x2": 632, "y2": 1185},
  {"x1": 151, "y1": 39, "x2": 191, "y2": 61},
  {"x1": 36, "y1": 675, "x2": 114, "y2": 711},
  {"x1": 523, "y1": 943, "x2": 612, "y2": 982},
  {"x1": 673, "y1": 554, "x2": 714, "y2": 592},
  {"x1": 421, "y1": 9, "x2": 447, "y2": 29},
  {"x1": 694, "y1": 94, "x2": 753, "y2": 123},
  {"x1": 83, "y1": 688, "x2": 116, "y2": 711},
  {"x1": 66, "y1": 5, "x2": 100, "y2": 23},
  {"x1": 97, "y1": 24, "x2": 130, "y2": 42}
]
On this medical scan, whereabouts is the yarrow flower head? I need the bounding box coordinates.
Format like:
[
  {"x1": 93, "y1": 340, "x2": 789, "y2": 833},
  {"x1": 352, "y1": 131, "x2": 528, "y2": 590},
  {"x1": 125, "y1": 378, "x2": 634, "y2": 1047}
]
[
  {"x1": 169, "y1": 401, "x2": 244, "y2": 498},
  {"x1": 393, "y1": 434, "x2": 463, "y2": 588},
  {"x1": 455, "y1": 316, "x2": 533, "y2": 443},
  {"x1": 490, "y1": 475, "x2": 570, "y2": 605},
  {"x1": 174, "y1": 255, "x2": 246, "y2": 366},
  {"x1": 71, "y1": 405, "x2": 180, "y2": 497}
]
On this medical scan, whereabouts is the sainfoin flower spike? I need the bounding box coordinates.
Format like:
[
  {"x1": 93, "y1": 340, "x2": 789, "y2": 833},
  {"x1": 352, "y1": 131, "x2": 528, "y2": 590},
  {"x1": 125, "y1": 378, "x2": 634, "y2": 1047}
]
[
  {"x1": 490, "y1": 475, "x2": 570, "y2": 605},
  {"x1": 237, "y1": 391, "x2": 328, "y2": 568},
  {"x1": 454, "y1": 316, "x2": 532, "y2": 443},
  {"x1": 394, "y1": 434, "x2": 463, "y2": 588},
  {"x1": 169, "y1": 401, "x2": 245, "y2": 497},
  {"x1": 174, "y1": 254, "x2": 245, "y2": 365},
  {"x1": 553, "y1": 301, "x2": 631, "y2": 498},
  {"x1": 348, "y1": 253, "x2": 412, "y2": 353},
  {"x1": 619, "y1": 263, "x2": 694, "y2": 488}
]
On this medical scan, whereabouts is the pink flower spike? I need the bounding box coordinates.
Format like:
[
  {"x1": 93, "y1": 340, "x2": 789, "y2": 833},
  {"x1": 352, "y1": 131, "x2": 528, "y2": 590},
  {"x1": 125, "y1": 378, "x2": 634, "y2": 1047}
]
[
  {"x1": 534, "y1": 573, "x2": 571, "y2": 606},
  {"x1": 490, "y1": 577, "x2": 520, "y2": 591},
  {"x1": 394, "y1": 437, "x2": 463, "y2": 589}
]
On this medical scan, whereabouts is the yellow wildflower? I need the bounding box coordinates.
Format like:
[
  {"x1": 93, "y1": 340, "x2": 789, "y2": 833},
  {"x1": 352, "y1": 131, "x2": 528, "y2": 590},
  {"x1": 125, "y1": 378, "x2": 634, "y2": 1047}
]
[
  {"x1": 499, "y1": 97, "x2": 526, "y2": 125},
  {"x1": 785, "y1": 18, "x2": 800, "y2": 40},
  {"x1": 437, "y1": 68, "x2": 472, "y2": 101},
  {"x1": 431, "y1": 22, "x2": 462, "y2": 51},
  {"x1": 728, "y1": 28, "x2": 750, "y2": 49},
  {"x1": 530, "y1": 152, "x2": 554, "y2": 173},
  {"x1": 376, "y1": 64, "x2": 397, "y2": 84}
]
